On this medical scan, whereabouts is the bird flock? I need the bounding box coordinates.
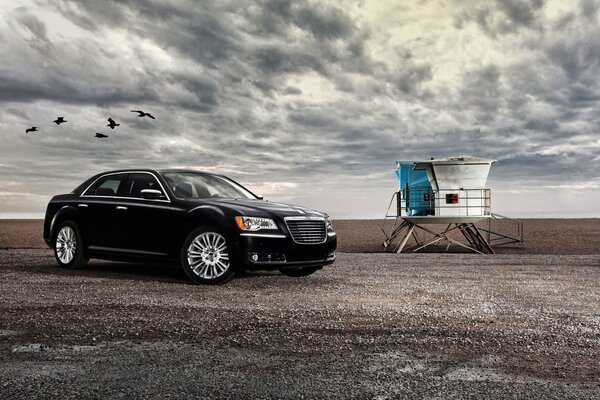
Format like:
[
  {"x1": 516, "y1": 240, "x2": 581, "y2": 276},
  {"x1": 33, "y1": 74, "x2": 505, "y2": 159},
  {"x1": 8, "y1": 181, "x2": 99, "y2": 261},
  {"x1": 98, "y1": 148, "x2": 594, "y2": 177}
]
[{"x1": 25, "y1": 110, "x2": 156, "y2": 139}]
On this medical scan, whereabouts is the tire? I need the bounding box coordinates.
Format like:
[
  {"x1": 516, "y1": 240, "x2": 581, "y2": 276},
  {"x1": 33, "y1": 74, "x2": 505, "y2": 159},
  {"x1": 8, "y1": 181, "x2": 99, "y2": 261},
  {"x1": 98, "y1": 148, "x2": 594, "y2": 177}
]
[
  {"x1": 279, "y1": 266, "x2": 320, "y2": 277},
  {"x1": 53, "y1": 220, "x2": 88, "y2": 269},
  {"x1": 181, "y1": 226, "x2": 236, "y2": 285}
]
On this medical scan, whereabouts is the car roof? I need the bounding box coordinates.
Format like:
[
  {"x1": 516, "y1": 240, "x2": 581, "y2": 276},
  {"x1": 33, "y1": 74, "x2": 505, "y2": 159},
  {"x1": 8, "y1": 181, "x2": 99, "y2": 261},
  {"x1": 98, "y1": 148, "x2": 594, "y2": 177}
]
[
  {"x1": 157, "y1": 168, "x2": 216, "y2": 175},
  {"x1": 91, "y1": 168, "x2": 217, "y2": 175},
  {"x1": 92, "y1": 169, "x2": 229, "y2": 181},
  {"x1": 72, "y1": 168, "x2": 256, "y2": 198}
]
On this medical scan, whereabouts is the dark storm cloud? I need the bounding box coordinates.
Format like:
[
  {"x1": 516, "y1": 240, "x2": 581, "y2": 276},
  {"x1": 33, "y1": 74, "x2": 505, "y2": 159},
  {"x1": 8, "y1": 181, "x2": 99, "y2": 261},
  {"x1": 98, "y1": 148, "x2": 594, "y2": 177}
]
[
  {"x1": 281, "y1": 86, "x2": 302, "y2": 95},
  {"x1": 546, "y1": 39, "x2": 600, "y2": 85},
  {"x1": 252, "y1": 45, "x2": 321, "y2": 74},
  {"x1": 496, "y1": 153, "x2": 594, "y2": 183},
  {"x1": 243, "y1": 0, "x2": 354, "y2": 39},
  {"x1": 496, "y1": 0, "x2": 544, "y2": 27},
  {"x1": 2, "y1": 0, "x2": 600, "y2": 216},
  {"x1": 523, "y1": 119, "x2": 559, "y2": 132},
  {"x1": 293, "y1": 3, "x2": 354, "y2": 39},
  {"x1": 15, "y1": 12, "x2": 52, "y2": 55},
  {"x1": 580, "y1": 0, "x2": 600, "y2": 21},
  {"x1": 455, "y1": 0, "x2": 545, "y2": 36},
  {"x1": 0, "y1": 74, "x2": 154, "y2": 106},
  {"x1": 459, "y1": 65, "x2": 502, "y2": 122},
  {"x1": 392, "y1": 62, "x2": 433, "y2": 95}
]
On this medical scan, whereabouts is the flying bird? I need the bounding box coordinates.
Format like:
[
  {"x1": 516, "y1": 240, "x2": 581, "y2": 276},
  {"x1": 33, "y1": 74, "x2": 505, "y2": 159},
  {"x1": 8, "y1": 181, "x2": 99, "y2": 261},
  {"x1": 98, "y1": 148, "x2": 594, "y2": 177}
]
[
  {"x1": 25, "y1": 127, "x2": 38, "y2": 133},
  {"x1": 53, "y1": 117, "x2": 67, "y2": 125},
  {"x1": 95, "y1": 133, "x2": 109, "y2": 138},
  {"x1": 107, "y1": 117, "x2": 120, "y2": 129},
  {"x1": 131, "y1": 110, "x2": 155, "y2": 119}
]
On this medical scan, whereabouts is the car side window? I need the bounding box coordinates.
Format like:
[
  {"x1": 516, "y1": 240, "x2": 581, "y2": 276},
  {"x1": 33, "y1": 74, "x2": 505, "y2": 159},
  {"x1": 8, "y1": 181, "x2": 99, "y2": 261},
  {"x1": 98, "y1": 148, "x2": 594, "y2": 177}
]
[
  {"x1": 122, "y1": 173, "x2": 165, "y2": 199},
  {"x1": 86, "y1": 174, "x2": 126, "y2": 196}
]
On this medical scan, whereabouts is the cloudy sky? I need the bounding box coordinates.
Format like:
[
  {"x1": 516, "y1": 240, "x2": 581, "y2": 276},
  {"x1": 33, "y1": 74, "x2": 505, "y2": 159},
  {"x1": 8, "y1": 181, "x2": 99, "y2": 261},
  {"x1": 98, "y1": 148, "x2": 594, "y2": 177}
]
[{"x1": 1, "y1": 0, "x2": 599, "y2": 218}]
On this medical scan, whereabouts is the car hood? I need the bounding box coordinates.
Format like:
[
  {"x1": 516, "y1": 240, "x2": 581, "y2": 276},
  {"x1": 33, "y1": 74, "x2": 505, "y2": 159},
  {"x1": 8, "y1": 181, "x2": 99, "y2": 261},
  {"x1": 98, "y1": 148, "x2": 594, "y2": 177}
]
[{"x1": 190, "y1": 198, "x2": 327, "y2": 218}]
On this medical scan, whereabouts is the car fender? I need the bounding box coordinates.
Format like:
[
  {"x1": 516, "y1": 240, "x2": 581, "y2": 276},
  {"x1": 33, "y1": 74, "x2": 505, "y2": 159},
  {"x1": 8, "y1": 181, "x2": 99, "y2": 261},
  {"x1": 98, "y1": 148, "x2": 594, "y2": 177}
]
[
  {"x1": 50, "y1": 205, "x2": 81, "y2": 240},
  {"x1": 185, "y1": 205, "x2": 232, "y2": 235},
  {"x1": 185, "y1": 205, "x2": 241, "y2": 259}
]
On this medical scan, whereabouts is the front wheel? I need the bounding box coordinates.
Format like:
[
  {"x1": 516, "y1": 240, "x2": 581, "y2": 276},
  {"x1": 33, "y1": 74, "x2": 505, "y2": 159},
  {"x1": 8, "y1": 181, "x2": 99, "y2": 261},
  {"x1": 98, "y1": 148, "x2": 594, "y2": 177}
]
[
  {"x1": 53, "y1": 221, "x2": 88, "y2": 269},
  {"x1": 181, "y1": 226, "x2": 236, "y2": 285},
  {"x1": 279, "y1": 267, "x2": 320, "y2": 277}
]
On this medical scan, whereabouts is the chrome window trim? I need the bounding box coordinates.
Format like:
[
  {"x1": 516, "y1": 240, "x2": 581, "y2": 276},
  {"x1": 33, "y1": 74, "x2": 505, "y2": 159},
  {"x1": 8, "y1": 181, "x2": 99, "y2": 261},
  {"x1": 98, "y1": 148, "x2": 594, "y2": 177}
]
[
  {"x1": 284, "y1": 216, "x2": 327, "y2": 244},
  {"x1": 80, "y1": 171, "x2": 171, "y2": 203}
]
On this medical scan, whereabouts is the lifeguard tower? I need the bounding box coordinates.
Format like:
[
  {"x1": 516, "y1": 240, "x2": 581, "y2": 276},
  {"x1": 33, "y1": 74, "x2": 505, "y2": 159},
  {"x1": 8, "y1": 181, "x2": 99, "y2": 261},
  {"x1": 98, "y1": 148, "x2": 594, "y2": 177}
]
[{"x1": 382, "y1": 156, "x2": 522, "y2": 254}]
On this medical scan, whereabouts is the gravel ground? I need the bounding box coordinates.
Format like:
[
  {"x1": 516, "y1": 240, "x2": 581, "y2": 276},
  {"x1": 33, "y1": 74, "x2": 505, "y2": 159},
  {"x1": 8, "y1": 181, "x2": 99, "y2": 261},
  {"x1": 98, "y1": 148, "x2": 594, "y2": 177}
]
[{"x1": 1, "y1": 249, "x2": 599, "y2": 399}]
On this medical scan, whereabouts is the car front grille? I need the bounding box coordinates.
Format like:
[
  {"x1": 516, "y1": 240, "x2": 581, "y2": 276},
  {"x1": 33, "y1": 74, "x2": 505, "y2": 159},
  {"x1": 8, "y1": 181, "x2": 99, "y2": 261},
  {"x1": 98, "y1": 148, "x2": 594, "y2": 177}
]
[{"x1": 285, "y1": 218, "x2": 327, "y2": 244}]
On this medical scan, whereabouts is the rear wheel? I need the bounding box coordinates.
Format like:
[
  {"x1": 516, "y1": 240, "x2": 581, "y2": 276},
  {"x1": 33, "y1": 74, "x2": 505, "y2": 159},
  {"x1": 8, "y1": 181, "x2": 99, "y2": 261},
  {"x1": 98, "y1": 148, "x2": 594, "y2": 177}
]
[
  {"x1": 279, "y1": 266, "x2": 320, "y2": 277},
  {"x1": 53, "y1": 221, "x2": 88, "y2": 269},
  {"x1": 181, "y1": 226, "x2": 236, "y2": 285}
]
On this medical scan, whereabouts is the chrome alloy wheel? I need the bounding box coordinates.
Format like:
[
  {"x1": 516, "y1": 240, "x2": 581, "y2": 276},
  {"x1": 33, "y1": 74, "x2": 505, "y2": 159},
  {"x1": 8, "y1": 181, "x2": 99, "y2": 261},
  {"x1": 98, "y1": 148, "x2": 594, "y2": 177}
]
[
  {"x1": 56, "y1": 226, "x2": 77, "y2": 264},
  {"x1": 187, "y1": 232, "x2": 230, "y2": 280}
]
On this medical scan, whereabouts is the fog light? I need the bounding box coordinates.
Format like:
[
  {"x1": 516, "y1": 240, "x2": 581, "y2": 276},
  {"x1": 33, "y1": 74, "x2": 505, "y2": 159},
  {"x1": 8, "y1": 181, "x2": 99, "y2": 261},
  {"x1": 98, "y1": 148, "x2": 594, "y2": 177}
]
[
  {"x1": 327, "y1": 250, "x2": 336, "y2": 260},
  {"x1": 248, "y1": 252, "x2": 286, "y2": 262}
]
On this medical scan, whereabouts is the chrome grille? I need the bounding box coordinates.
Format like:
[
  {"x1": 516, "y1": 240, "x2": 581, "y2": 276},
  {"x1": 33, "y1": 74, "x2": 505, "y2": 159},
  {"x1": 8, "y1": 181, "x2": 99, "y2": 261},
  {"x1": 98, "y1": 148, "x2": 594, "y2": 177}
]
[{"x1": 285, "y1": 218, "x2": 326, "y2": 244}]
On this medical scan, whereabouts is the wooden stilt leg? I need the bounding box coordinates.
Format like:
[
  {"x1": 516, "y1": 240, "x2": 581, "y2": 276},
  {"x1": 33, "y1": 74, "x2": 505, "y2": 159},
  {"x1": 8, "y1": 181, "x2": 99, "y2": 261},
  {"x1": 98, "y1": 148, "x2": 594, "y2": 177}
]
[{"x1": 396, "y1": 224, "x2": 415, "y2": 253}]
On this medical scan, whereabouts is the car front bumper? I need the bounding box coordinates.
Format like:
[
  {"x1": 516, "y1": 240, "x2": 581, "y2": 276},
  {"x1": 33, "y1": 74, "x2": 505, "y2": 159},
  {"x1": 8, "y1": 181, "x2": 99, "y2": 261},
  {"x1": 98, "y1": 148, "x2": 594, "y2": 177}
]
[{"x1": 236, "y1": 231, "x2": 337, "y2": 270}]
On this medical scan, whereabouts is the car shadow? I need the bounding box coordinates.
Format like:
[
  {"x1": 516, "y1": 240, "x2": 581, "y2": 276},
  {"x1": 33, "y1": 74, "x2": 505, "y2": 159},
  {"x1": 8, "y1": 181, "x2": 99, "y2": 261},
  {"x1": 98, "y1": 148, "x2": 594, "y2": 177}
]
[
  {"x1": 72, "y1": 262, "x2": 295, "y2": 284},
  {"x1": 81, "y1": 260, "x2": 192, "y2": 284},
  {"x1": 8, "y1": 255, "x2": 192, "y2": 284},
  {"x1": 4, "y1": 249, "x2": 296, "y2": 284}
]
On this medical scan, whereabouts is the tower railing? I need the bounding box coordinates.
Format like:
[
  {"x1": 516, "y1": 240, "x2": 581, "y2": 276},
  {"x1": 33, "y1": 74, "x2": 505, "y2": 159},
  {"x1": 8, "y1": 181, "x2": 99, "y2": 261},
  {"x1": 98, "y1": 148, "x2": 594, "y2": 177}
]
[
  {"x1": 480, "y1": 213, "x2": 524, "y2": 247},
  {"x1": 395, "y1": 188, "x2": 491, "y2": 217}
]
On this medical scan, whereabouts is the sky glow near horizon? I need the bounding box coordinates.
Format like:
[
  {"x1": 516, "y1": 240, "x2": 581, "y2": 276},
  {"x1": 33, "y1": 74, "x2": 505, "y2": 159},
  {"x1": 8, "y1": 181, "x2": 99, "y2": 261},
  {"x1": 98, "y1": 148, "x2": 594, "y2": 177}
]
[{"x1": 1, "y1": 0, "x2": 600, "y2": 218}]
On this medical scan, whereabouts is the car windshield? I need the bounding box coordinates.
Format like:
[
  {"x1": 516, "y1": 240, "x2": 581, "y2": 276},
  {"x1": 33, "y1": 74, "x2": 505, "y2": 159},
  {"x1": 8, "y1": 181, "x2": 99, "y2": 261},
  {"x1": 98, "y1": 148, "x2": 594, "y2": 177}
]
[{"x1": 160, "y1": 172, "x2": 257, "y2": 200}]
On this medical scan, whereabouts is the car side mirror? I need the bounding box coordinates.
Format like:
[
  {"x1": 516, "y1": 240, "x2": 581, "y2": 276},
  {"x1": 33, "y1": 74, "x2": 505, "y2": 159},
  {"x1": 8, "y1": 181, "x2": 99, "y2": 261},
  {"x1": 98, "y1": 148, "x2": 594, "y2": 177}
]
[{"x1": 140, "y1": 189, "x2": 164, "y2": 199}]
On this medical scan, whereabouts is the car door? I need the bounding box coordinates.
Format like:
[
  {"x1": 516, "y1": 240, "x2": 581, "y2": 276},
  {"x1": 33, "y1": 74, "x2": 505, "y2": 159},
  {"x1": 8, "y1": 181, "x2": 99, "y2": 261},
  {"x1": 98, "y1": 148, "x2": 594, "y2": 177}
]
[
  {"x1": 112, "y1": 172, "x2": 174, "y2": 256},
  {"x1": 78, "y1": 173, "x2": 127, "y2": 249}
]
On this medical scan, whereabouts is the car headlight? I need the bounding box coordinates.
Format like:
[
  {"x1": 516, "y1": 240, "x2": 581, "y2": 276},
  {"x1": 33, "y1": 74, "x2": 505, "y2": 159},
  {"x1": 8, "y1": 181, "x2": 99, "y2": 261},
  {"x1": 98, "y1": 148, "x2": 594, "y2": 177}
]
[
  {"x1": 325, "y1": 216, "x2": 333, "y2": 231},
  {"x1": 235, "y1": 216, "x2": 278, "y2": 231}
]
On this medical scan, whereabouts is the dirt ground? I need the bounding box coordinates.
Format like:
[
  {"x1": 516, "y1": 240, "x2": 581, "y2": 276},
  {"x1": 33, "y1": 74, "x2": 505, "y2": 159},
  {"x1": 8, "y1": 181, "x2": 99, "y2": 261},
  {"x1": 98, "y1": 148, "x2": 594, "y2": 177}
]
[
  {"x1": 337, "y1": 218, "x2": 600, "y2": 254},
  {"x1": 3, "y1": 218, "x2": 600, "y2": 254},
  {"x1": 1, "y1": 248, "x2": 600, "y2": 399}
]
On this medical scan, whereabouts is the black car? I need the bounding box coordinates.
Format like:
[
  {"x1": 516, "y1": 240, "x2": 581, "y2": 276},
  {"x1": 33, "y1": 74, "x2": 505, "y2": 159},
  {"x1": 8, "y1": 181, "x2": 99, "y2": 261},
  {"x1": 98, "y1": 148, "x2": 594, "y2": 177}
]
[{"x1": 43, "y1": 169, "x2": 337, "y2": 284}]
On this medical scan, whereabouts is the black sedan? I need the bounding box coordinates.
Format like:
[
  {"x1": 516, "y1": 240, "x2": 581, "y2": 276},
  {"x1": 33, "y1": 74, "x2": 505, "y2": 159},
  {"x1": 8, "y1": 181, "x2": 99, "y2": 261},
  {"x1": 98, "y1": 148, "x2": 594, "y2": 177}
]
[{"x1": 43, "y1": 169, "x2": 337, "y2": 284}]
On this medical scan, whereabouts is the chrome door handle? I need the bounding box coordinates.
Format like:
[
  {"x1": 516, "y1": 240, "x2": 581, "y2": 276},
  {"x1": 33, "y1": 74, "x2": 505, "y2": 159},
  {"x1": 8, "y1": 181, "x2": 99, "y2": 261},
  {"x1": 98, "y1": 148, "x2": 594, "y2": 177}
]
[
  {"x1": 78, "y1": 204, "x2": 88, "y2": 208},
  {"x1": 116, "y1": 206, "x2": 128, "y2": 210}
]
